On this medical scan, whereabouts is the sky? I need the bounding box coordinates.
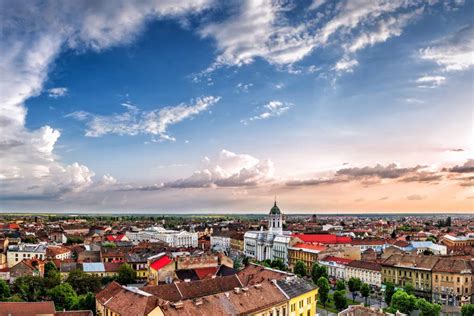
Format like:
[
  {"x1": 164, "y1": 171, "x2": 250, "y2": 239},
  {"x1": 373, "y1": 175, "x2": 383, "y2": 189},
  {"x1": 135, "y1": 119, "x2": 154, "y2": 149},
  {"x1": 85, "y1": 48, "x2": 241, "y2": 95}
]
[{"x1": 0, "y1": 0, "x2": 473, "y2": 214}]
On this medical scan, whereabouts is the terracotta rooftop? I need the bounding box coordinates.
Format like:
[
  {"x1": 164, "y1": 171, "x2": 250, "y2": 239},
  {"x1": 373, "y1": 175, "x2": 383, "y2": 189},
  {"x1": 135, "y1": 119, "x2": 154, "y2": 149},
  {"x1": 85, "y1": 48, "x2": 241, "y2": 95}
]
[
  {"x1": 433, "y1": 258, "x2": 474, "y2": 273},
  {"x1": 237, "y1": 264, "x2": 292, "y2": 286},
  {"x1": 346, "y1": 260, "x2": 381, "y2": 271},
  {"x1": 291, "y1": 243, "x2": 327, "y2": 252},
  {"x1": 382, "y1": 254, "x2": 439, "y2": 270},
  {"x1": 320, "y1": 256, "x2": 353, "y2": 265},
  {"x1": 55, "y1": 311, "x2": 93, "y2": 316},
  {"x1": 292, "y1": 233, "x2": 352, "y2": 244},
  {"x1": 0, "y1": 301, "x2": 55, "y2": 316}
]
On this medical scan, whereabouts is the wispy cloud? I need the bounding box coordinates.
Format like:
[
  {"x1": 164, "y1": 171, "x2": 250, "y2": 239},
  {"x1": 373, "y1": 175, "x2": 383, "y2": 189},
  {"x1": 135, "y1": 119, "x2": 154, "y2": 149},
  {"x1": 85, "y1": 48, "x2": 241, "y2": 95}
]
[
  {"x1": 241, "y1": 100, "x2": 293, "y2": 124},
  {"x1": 67, "y1": 96, "x2": 220, "y2": 141},
  {"x1": 416, "y1": 75, "x2": 446, "y2": 88},
  {"x1": 47, "y1": 87, "x2": 68, "y2": 98}
]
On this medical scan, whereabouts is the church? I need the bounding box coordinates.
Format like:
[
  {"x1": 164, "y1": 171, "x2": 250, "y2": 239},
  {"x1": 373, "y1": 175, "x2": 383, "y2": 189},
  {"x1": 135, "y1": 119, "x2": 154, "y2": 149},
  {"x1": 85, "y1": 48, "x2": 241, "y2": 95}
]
[{"x1": 243, "y1": 201, "x2": 292, "y2": 265}]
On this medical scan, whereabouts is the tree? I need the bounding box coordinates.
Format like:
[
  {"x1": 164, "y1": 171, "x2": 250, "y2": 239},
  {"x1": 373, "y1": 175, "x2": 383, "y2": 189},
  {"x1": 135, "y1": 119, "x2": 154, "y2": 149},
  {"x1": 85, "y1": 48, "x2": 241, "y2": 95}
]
[
  {"x1": 66, "y1": 269, "x2": 101, "y2": 295},
  {"x1": 391, "y1": 230, "x2": 397, "y2": 239},
  {"x1": 389, "y1": 290, "x2": 417, "y2": 314},
  {"x1": 336, "y1": 279, "x2": 346, "y2": 291},
  {"x1": 294, "y1": 261, "x2": 307, "y2": 277},
  {"x1": 348, "y1": 277, "x2": 362, "y2": 301},
  {"x1": 333, "y1": 290, "x2": 348, "y2": 311},
  {"x1": 416, "y1": 298, "x2": 441, "y2": 316},
  {"x1": 0, "y1": 279, "x2": 10, "y2": 301},
  {"x1": 48, "y1": 283, "x2": 78, "y2": 311},
  {"x1": 360, "y1": 283, "x2": 370, "y2": 306},
  {"x1": 242, "y1": 256, "x2": 250, "y2": 266},
  {"x1": 117, "y1": 263, "x2": 137, "y2": 285},
  {"x1": 311, "y1": 263, "x2": 328, "y2": 284},
  {"x1": 44, "y1": 262, "x2": 61, "y2": 289},
  {"x1": 461, "y1": 304, "x2": 474, "y2": 316},
  {"x1": 422, "y1": 249, "x2": 434, "y2": 255},
  {"x1": 13, "y1": 276, "x2": 45, "y2": 301},
  {"x1": 446, "y1": 216, "x2": 452, "y2": 227},
  {"x1": 384, "y1": 282, "x2": 395, "y2": 305},
  {"x1": 44, "y1": 262, "x2": 57, "y2": 276},
  {"x1": 233, "y1": 259, "x2": 242, "y2": 270},
  {"x1": 317, "y1": 277, "x2": 330, "y2": 307},
  {"x1": 73, "y1": 292, "x2": 96, "y2": 313},
  {"x1": 404, "y1": 282, "x2": 415, "y2": 295},
  {"x1": 271, "y1": 259, "x2": 285, "y2": 271}
]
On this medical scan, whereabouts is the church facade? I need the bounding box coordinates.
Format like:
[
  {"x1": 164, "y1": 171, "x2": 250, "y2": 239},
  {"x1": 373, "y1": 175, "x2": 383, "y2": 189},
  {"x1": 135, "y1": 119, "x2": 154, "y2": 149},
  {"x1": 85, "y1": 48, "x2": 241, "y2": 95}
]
[{"x1": 243, "y1": 202, "x2": 292, "y2": 265}]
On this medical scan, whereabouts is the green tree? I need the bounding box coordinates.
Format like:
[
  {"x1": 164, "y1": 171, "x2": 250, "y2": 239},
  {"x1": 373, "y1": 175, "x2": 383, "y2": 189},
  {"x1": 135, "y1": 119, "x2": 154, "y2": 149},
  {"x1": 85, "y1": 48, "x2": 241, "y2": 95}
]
[
  {"x1": 311, "y1": 263, "x2": 328, "y2": 284},
  {"x1": 389, "y1": 290, "x2": 417, "y2": 314},
  {"x1": 461, "y1": 304, "x2": 474, "y2": 316},
  {"x1": 48, "y1": 283, "x2": 78, "y2": 311},
  {"x1": 347, "y1": 277, "x2": 362, "y2": 301},
  {"x1": 416, "y1": 298, "x2": 441, "y2": 316},
  {"x1": 44, "y1": 263, "x2": 61, "y2": 289},
  {"x1": 233, "y1": 259, "x2": 242, "y2": 270},
  {"x1": 294, "y1": 261, "x2": 307, "y2": 277},
  {"x1": 336, "y1": 279, "x2": 346, "y2": 291},
  {"x1": 317, "y1": 277, "x2": 330, "y2": 307},
  {"x1": 44, "y1": 261, "x2": 57, "y2": 275},
  {"x1": 270, "y1": 259, "x2": 285, "y2": 271},
  {"x1": 66, "y1": 269, "x2": 101, "y2": 295},
  {"x1": 117, "y1": 263, "x2": 137, "y2": 285},
  {"x1": 0, "y1": 279, "x2": 10, "y2": 301},
  {"x1": 333, "y1": 290, "x2": 348, "y2": 311},
  {"x1": 384, "y1": 282, "x2": 396, "y2": 305},
  {"x1": 73, "y1": 292, "x2": 96, "y2": 313},
  {"x1": 404, "y1": 282, "x2": 415, "y2": 295},
  {"x1": 360, "y1": 283, "x2": 370, "y2": 306},
  {"x1": 13, "y1": 276, "x2": 45, "y2": 301}
]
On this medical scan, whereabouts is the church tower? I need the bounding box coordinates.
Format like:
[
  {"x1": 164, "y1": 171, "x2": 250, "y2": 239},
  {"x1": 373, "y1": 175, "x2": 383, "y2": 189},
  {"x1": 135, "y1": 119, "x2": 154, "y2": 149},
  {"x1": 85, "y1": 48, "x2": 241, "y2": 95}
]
[{"x1": 268, "y1": 200, "x2": 283, "y2": 235}]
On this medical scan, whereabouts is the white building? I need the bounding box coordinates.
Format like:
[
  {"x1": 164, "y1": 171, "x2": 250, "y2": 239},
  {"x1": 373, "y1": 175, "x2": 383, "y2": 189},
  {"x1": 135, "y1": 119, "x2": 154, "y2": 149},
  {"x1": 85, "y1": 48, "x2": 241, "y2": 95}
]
[
  {"x1": 210, "y1": 236, "x2": 231, "y2": 251},
  {"x1": 345, "y1": 260, "x2": 382, "y2": 288},
  {"x1": 409, "y1": 241, "x2": 447, "y2": 255},
  {"x1": 6, "y1": 243, "x2": 47, "y2": 268},
  {"x1": 318, "y1": 256, "x2": 353, "y2": 280},
  {"x1": 126, "y1": 226, "x2": 198, "y2": 248},
  {"x1": 244, "y1": 202, "x2": 292, "y2": 265}
]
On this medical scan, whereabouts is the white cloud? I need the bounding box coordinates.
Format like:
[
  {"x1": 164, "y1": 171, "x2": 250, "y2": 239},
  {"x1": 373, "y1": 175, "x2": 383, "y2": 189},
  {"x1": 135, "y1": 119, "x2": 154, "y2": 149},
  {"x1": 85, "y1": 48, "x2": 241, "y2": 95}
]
[
  {"x1": 333, "y1": 57, "x2": 359, "y2": 73},
  {"x1": 47, "y1": 87, "x2": 68, "y2": 98},
  {"x1": 67, "y1": 96, "x2": 220, "y2": 141},
  {"x1": 416, "y1": 75, "x2": 446, "y2": 88},
  {"x1": 236, "y1": 82, "x2": 253, "y2": 93},
  {"x1": 242, "y1": 100, "x2": 293, "y2": 124},
  {"x1": 420, "y1": 23, "x2": 474, "y2": 72},
  {"x1": 0, "y1": 0, "x2": 212, "y2": 200},
  {"x1": 164, "y1": 149, "x2": 275, "y2": 188}
]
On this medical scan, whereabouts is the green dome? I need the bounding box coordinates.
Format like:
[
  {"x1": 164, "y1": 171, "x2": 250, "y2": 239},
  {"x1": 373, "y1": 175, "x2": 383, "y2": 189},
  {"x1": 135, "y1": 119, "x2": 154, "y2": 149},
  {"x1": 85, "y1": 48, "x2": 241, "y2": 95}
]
[{"x1": 270, "y1": 202, "x2": 281, "y2": 215}]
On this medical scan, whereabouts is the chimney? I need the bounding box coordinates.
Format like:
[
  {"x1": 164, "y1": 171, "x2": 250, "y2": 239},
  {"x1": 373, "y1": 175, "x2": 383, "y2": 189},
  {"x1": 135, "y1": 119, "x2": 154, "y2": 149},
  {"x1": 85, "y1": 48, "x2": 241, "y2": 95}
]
[{"x1": 234, "y1": 287, "x2": 241, "y2": 294}]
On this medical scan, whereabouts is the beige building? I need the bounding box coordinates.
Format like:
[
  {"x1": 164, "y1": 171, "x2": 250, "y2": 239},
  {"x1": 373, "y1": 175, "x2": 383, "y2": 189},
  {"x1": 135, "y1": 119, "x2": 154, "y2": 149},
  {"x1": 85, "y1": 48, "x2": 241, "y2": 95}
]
[
  {"x1": 345, "y1": 260, "x2": 382, "y2": 288},
  {"x1": 432, "y1": 258, "x2": 474, "y2": 307}
]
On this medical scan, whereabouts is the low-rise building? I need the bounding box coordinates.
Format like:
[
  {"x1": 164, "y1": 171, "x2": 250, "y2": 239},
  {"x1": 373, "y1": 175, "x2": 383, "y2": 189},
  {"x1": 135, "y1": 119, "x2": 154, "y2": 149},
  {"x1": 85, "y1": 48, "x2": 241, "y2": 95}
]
[
  {"x1": 345, "y1": 260, "x2": 382, "y2": 288},
  {"x1": 277, "y1": 277, "x2": 318, "y2": 316},
  {"x1": 6, "y1": 243, "x2": 47, "y2": 268},
  {"x1": 288, "y1": 243, "x2": 326, "y2": 272},
  {"x1": 432, "y1": 258, "x2": 474, "y2": 307},
  {"x1": 147, "y1": 253, "x2": 174, "y2": 284},
  {"x1": 126, "y1": 227, "x2": 198, "y2": 248},
  {"x1": 319, "y1": 256, "x2": 353, "y2": 280}
]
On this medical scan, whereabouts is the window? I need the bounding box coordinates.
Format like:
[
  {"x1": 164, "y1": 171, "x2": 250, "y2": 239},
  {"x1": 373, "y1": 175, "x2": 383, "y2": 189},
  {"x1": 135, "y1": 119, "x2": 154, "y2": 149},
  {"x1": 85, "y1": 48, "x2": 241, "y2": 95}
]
[
  {"x1": 291, "y1": 304, "x2": 295, "y2": 312},
  {"x1": 299, "y1": 300, "x2": 303, "y2": 308},
  {"x1": 307, "y1": 311, "x2": 311, "y2": 316},
  {"x1": 457, "y1": 277, "x2": 460, "y2": 283},
  {"x1": 307, "y1": 297, "x2": 311, "y2": 304}
]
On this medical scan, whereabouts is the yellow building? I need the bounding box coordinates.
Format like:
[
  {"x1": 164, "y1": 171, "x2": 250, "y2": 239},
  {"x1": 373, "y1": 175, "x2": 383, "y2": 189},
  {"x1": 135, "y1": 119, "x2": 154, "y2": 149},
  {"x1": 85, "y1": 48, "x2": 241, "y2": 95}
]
[
  {"x1": 432, "y1": 258, "x2": 474, "y2": 307},
  {"x1": 288, "y1": 243, "x2": 325, "y2": 272},
  {"x1": 276, "y1": 278, "x2": 318, "y2": 316}
]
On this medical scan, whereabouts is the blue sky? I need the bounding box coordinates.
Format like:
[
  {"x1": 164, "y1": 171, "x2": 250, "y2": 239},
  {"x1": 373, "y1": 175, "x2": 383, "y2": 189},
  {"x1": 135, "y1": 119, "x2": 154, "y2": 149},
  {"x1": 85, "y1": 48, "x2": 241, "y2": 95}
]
[{"x1": 1, "y1": 0, "x2": 473, "y2": 213}]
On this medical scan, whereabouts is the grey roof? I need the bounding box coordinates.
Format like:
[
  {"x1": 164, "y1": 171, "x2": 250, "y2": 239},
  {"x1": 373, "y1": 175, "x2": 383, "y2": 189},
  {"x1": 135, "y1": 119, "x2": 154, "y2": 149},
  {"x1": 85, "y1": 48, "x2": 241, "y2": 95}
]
[
  {"x1": 276, "y1": 278, "x2": 317, "y2": 298},
  {"x1": 60, "y1": 262, "x2": 82, "y2": 273},
  {"x1": 82, "y1": 262, "x2": 105, "y2": 272}
]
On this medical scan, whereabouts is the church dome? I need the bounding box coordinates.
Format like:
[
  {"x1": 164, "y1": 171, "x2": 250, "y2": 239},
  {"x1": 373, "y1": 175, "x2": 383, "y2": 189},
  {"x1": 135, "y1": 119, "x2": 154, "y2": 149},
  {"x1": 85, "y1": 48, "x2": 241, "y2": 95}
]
[{"x1": 269, "y1": 201, "x2": 281, "y2": 215}]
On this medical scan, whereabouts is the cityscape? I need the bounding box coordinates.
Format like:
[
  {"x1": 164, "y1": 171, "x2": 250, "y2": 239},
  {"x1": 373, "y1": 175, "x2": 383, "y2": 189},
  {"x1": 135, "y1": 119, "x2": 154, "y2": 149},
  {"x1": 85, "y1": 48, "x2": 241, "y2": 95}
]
[{"x1": 0, "y1": 0, "x2": 473, "y2": 316}]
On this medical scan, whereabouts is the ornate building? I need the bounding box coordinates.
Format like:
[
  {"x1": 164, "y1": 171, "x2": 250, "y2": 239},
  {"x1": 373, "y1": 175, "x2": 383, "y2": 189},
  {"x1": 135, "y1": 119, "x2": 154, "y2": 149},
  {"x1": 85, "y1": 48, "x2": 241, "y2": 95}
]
[{"x1": 243, "y1": 202, "x2": 292, "y2": 264}]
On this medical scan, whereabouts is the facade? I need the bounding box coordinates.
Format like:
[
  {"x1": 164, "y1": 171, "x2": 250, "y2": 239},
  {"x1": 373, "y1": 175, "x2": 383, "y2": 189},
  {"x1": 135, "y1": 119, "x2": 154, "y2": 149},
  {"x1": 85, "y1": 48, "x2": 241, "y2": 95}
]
[
  {"x1": 244, "y1": 202, "x2": 292, "y2": 265},
  {"x1": 319, "y1": 256, "x2": 353, "y2": 280},
  {"x1": 406, "y1": 241, "x2": 447, "y2": 255},
  {"x1": 210, "y1": 236, "x2": 231, "y2": 251},
  {"x1": 6, "y1": 243, "x2": 47, "y2": 267},
  {"x1": 381, "y1": 254, "x2": 439, "y2": 299},
  {"x1": 345, "y1": 260, "x2": 382, "y2": 288},
  {"x1": 126, "y1": 227, "x2": 198, "y2": 248},
  {"x1": 440, "y1": 234, "x2": 474, "y2": 249},
  {"x1": 288, "y1": 243, "x2": 326, "y2": 272},
  {"x1": 432, "y1": 258, "x2": 474, "y2": 307}
]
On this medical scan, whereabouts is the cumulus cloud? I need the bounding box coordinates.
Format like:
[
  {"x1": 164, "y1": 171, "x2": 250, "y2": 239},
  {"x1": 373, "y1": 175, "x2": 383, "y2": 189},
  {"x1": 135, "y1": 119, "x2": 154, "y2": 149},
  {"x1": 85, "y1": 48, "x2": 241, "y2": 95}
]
[
  {"x1": 67, "y1": 96, "x2": 220, "y2": 141},
  {"x1": 0, "y1": 0, "x2": 212, "y2": 201},
  {"x1": 167, "y1": 150, "x2": 274, "y2": 188},
  {"x1": 242, "y1": 100, "x2": 293, "y2": 124},
  {"x1": 333, "y1": 57, "x2": 359, "y2": 73},
  {"x1": 416, "y1": 75, "x2": 446, "y2": 88},
  {"x1": 446, "y1": 159, "x2": 474, "y2": 173},
  {"x1": 236, "y1": 82, "x2": 253, "y2": 93},
  {"x1": 420, "y1": 23, "x2": 474, "y2": 72},
  {"x1": 48, "y1": 87, "x2": 68, "y2": 98}
]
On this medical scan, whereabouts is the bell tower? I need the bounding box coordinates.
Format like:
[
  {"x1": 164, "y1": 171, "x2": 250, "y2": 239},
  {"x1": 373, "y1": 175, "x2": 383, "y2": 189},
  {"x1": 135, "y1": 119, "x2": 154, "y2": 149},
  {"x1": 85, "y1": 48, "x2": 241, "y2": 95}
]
[{"x1": 268, "y1": 199, "x2": 283, "y2": 235}]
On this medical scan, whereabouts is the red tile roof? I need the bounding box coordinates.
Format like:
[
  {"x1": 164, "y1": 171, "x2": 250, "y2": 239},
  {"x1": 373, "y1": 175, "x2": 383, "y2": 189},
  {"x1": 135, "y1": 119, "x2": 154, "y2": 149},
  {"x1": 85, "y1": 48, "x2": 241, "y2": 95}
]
[
  {"x1": 150, "y1": 255, "x2": 173, "y2": 271},
  {"x1": 293, "y1": 234, "x2": 352, "y2": 244},
  {"x1": 194, "y1": 267, "x2": 218, "y2": 280},
  {"x1": 106, "y1": 234, "x2": 127, "y2": 242},
  {"x1": 292, "y1": 243, "x2": 327, "y2": 252},
  {"x1": 0, "y1": 301, "x2": 55, "y2": 316},
  {"x1": 320, "y1": 256, "x2": 353, "y2": 265}
]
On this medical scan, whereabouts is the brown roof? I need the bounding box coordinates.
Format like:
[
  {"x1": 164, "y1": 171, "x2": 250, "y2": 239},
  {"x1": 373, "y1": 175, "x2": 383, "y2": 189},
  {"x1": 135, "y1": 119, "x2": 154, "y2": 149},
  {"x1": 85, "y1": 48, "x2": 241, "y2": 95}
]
[
  {"x1": 347, "y1": 260, "x2": 381, "y2": 271},
  {"x1": 161, "y1": 280, "x2": 287, "y2": 316},
  {"x1": 237, "y1": 264, "x2": 292, "y2": 286},
  {"x1": 47, "y1": 246, "x2": 71, "y2": 257},
  {"x1": 0, "y1": 302, "x2": 56, "y2": 316},
  {"x1": 55, "y1": 311, "x2": 93, "y2": 316},
  {"x1": 433, "y1": 258, "x2": 474, "y2": 273},
  {"x1": 143, "y1": 275, "x2": 243, "y2": 302},
  {"x1": 351, "y1": 239, "x2": 386, "y2": 245},
  {"x1": 382, "y1": 254, "x2": 439, "y2": 270},
  {"x1": 96, "y1": 282, "x2": 161, "y2": 316}
]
